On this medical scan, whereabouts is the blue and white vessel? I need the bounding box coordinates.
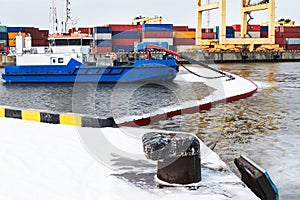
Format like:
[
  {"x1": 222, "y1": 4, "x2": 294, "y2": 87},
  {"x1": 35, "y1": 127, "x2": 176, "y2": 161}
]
[{"x1": 2, "y1": 33, "x2": 179, "y2": 83}]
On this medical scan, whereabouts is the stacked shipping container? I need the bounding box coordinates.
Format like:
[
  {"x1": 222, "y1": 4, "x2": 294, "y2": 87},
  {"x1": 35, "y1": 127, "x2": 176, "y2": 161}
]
[
  {"x1": 173, "y1": 26, "x2": 195, "y2": 52},
  {"x1": 24, "y1": 28, "x2": 49, "y2": 46},
  {"x1": 275, "y1": 26, "x2": 300, "y2": 50},
  {"x1": 141, "y1": 24, "x2": 173, "y2": 50},
  {"x1": 212, "y1": 26, "x2": 235, "y2": 39},
  {"x1": 110, "y1": 24, "x2": 141, "y2": 52},
  {"x1": 260, "y1": 26, "x2": 268, "y2": 38},
  {"x1": 7, "y1": 27, "x2": 26, "y2": 47},
  {"x1": 93, "y1": 26, "x2": 113, "y2": 53},
  {"x1": 0, "y1": 25, "x2": 7, "y2": 53},
  {"x1": 201, "y1": 28, "x2": 214, "y2": 39},
  {"x1": 232, "y1": 24, "x2": 260, "y2": 38},
  {"x1": 2, "y1": 23, "x2": 300, "y2": 54}
]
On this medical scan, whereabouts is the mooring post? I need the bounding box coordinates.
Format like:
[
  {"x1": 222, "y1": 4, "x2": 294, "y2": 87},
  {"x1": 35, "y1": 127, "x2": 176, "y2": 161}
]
[{"x1": 142, "y1": 132, "x2": 201, "y2": 185}]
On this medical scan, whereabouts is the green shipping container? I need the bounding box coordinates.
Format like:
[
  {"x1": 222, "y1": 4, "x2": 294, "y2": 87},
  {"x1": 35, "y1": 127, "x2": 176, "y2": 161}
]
[
  {"x1": 0, "y1": 40, "x2": 7, "y2": 47},
  {"x1": 0, "y1": 25, "x2": 7, "y2": 33}
]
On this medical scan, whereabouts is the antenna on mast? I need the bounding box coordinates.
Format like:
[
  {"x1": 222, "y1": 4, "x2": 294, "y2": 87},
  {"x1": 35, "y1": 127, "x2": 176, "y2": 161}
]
[
  {"x1": 206, "y1": 0, "x2": 211, "y2": 27},
  {"x1": 65, "y1": 0, "x2": 71, "y2": 33},
  {"x1": 49, "y1": 0, "x2": 58, "y2": 34}
]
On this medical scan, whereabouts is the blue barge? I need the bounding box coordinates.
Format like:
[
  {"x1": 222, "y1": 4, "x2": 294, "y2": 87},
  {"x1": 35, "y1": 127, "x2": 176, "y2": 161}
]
[{"x1": 2, "y1": 33, "x2": 179, "y2": 83}]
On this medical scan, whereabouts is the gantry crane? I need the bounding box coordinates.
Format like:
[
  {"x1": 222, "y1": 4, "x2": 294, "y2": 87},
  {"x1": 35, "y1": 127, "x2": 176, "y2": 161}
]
[
  {"x1": 132, "y1": 16, "x2": 163, "y2": 25},
  {"x1": 196, "y1": 0, "x2": 278, "y2": 51}
]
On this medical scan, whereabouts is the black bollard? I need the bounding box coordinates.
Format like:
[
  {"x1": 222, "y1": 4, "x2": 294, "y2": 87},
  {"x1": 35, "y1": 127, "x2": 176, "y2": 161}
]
[{"x1": 142, "y1": 132, "x2": 201, "y2": 185}]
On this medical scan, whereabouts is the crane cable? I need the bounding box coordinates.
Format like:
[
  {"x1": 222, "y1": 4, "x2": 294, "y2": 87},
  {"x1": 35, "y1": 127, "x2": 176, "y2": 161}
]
[{"x1": 178, "y1": 55, "x2": 235, "y2": 81}]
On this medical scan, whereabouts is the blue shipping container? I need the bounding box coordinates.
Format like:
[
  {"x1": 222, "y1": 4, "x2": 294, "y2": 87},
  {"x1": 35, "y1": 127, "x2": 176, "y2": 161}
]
[
  {"x1": 0, "y1": 25, "x2": 7, "y2": 32},
  {"x1": 113, "y1": 45, "x2": 134, "y2": 52},
  {"x1": 226, "y1": 34, "x2": 234, "y2": 38},
  {"x1": 260, "y1": 26, "x2": 268, "y2": 32},
  {"x1": 168, "y1": 45, "x2": 174, "y2": 51},
  {"x1": 0, "y1": 32, "x2": 7, "y2": 40},
  {"x1": 137, "y1": 41, "x2": 169, "y2": 51},
  {"x1": 112, "y1": 31, "x2": 141, "y2": 39},
  {"x1": 142, "y1": 24, "x2": 173, "y2": 32},
  {"x1": 0, "y1": 40, "x2": 7, "y2": 47},
  {"x1": 214, "y1": 27, "x2": 234, "y2": 34},
  {"x1": 94, "y1": 40, "x2": 112, "y2": 47},
  {"x1": 226, "y1": 27, "x2": 234, "y2": 34},
  {"x1": 94, "y1": 26, "x2": 112, "y2": 33},
  {"x1": 7, "y1": 27, "x2": 24, "y2": 32},
  {"x1": 213, "y1": 26, "x2": 219, "y2": 33}
]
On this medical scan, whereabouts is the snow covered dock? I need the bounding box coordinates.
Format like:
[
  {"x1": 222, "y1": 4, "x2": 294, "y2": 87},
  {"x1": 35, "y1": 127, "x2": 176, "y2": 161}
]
[{"x1": 0, "y1": 117, "x2": 259, "y2": 199}]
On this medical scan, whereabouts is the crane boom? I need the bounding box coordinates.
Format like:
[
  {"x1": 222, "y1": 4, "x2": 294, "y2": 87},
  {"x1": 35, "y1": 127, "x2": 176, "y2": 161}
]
[{"x1": 132, "y1": 16, "x2": 162, "y2": 25}]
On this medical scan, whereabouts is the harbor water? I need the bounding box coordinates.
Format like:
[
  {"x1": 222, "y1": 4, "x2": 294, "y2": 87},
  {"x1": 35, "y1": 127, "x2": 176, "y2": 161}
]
[{"x1": 0, "y1": 62, "x2": 299, "y2": 199}]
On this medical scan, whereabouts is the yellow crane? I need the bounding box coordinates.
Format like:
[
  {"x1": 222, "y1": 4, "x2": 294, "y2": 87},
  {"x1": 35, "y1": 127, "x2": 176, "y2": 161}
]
[
  {"x1": 196, "y1": 0, "x2": 280, "y2": 52},
  {"x1": 261, "y1": 18, "x2": 295, "y2": 26},
  {"x1": 132, "y1": 16, "x2": 163, "y2": 25}
]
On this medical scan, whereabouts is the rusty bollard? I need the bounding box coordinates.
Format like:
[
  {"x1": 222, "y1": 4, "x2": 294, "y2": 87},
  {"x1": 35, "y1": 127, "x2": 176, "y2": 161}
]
[{"x1": 142, "y1": 132, "x2": 201, "y2": 185}]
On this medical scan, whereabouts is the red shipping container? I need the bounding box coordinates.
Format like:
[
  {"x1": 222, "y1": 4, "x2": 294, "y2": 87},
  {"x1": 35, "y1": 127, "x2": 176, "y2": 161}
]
[
  {"x1": 282, "y1": 32, "x2": 300, "y2": 38},
  {"x1": 232, "y1": 24, "x2": 241, "y2": 31},
  {"x1": 288, "y1": 44, "x2": 300, "y2": 50},
  {"x1": 142, "y1": 31, "x2": 173, "y2": 38},
  {"x1": 79, "y1": 28, "x2": 93, "y2": 34},
  {"x1": 91, "y1": 46, "x2": 112, "y2": 53},
  {"x1": 275, "y1": 31, "x2": 283, "y2": 38},
  {"x1": 247, "y1": 24, "x2": 260, "y2": 32},
  {"x1": 260, "y1": 32, "x2": 268, "y2": 38},
  {"x1": 70, "y1": 27, "x2": 93, "y2": 35},
  {"x1": 174, "y1": 38, "x2": 195, "y2": 45},
  {"x1": 188, "y1": 28, "x2": 196, "y2": 32},
  {"x1": 0, "y1": 42, "x2": 4, "y2": 51},
  {"x1": 108, "y1": 24, "x2": 141, "y2": 32},
  {"x1": 279, "y1": 26, "x2": 300, "y2": 33},
  {"x1": 173, "y1": 26, "x2": 189, "y2": 31},
  {"x1": 232, "y1": 24, "x2": 260, "y2": 32},
  {"x1": 25, "y1": 28, "x2": 49, "y2": 40},
  {"x1": 32, "y1": 39, "x2": 48, "y2": 46},
  {"x1": 202, "y1": 32, "x2": 214, "y2": 39},
  {"x1": 275, "y1": 38, "x2": 286, "y2": 45},
  {"x1": 286, "y1": 44, "x2": 300, "y2": 50},
  {"x1": 112, "y1": 38, "x2": 141, "y2": 46},
  {"x1": 202, "y1": 28, "x2": 213, "y2": 33}
]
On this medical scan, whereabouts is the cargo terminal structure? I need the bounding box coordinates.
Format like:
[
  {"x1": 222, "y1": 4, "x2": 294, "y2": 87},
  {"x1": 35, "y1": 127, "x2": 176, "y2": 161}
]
[{"x1": 2, "y1": 0, "x2": 300, "y2": 64}]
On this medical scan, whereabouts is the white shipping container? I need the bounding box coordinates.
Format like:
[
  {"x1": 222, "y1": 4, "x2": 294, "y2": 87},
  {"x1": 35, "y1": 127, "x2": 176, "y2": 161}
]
[
  {"x1": 94, "y1": 33, "x2": 112, "y2": 40},
  {"x1": 246, "y1": 32, "x2": 261, "y2": 38},
  {"x1": 286, "y1": 38, "x2": 300, "y2": 45},
  {"x1": 234, "y1": 32, "x2": 260, "y2": 38},
  {"x1": 175, "y1": 45, "x2": 195, "y2": 52},
  {"x1": 234, "y1": 32, "x2": 241, "y2": 38},
  {"x1": 142, "y1": 38, "x2": 174, "y2": 46}
]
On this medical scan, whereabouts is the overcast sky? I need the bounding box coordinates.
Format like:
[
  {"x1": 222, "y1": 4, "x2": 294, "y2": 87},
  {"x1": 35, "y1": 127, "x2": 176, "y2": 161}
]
[{"x1": 0, "y1": 0, "x2": 298, "y2": 32}]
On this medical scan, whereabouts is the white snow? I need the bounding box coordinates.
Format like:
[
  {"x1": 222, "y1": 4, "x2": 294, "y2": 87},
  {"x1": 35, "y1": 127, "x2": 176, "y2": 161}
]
[{"x1": 0, "y1": 117, "x2": 259, "y2": 200}]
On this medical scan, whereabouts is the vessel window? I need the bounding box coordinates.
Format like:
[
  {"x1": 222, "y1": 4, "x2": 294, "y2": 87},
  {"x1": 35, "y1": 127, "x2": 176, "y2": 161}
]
[
  {"x1": 49, "y1": 39, "x2": 55, "y2": 46},
  {"x1": 55, "y1": 39, "x2": 68, "y2": 46},
  {"x1": 58, "y1": 58, "x2": 64, "y2": 63},
  {"x1": 82, "y1": 39, "x2": 92, "y2": 46},
  {"x1": 68, "y1": 39, "x2": 81, "y2": 46}
]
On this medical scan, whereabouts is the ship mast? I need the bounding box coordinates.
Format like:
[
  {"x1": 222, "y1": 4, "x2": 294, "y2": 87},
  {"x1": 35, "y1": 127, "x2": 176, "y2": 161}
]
[
  {"x1": 49, "y1": 0, "x2": 58, "y2": 34},
  {"x1": 65, "y1": 0, "x2": 71, "y2": 33}
]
